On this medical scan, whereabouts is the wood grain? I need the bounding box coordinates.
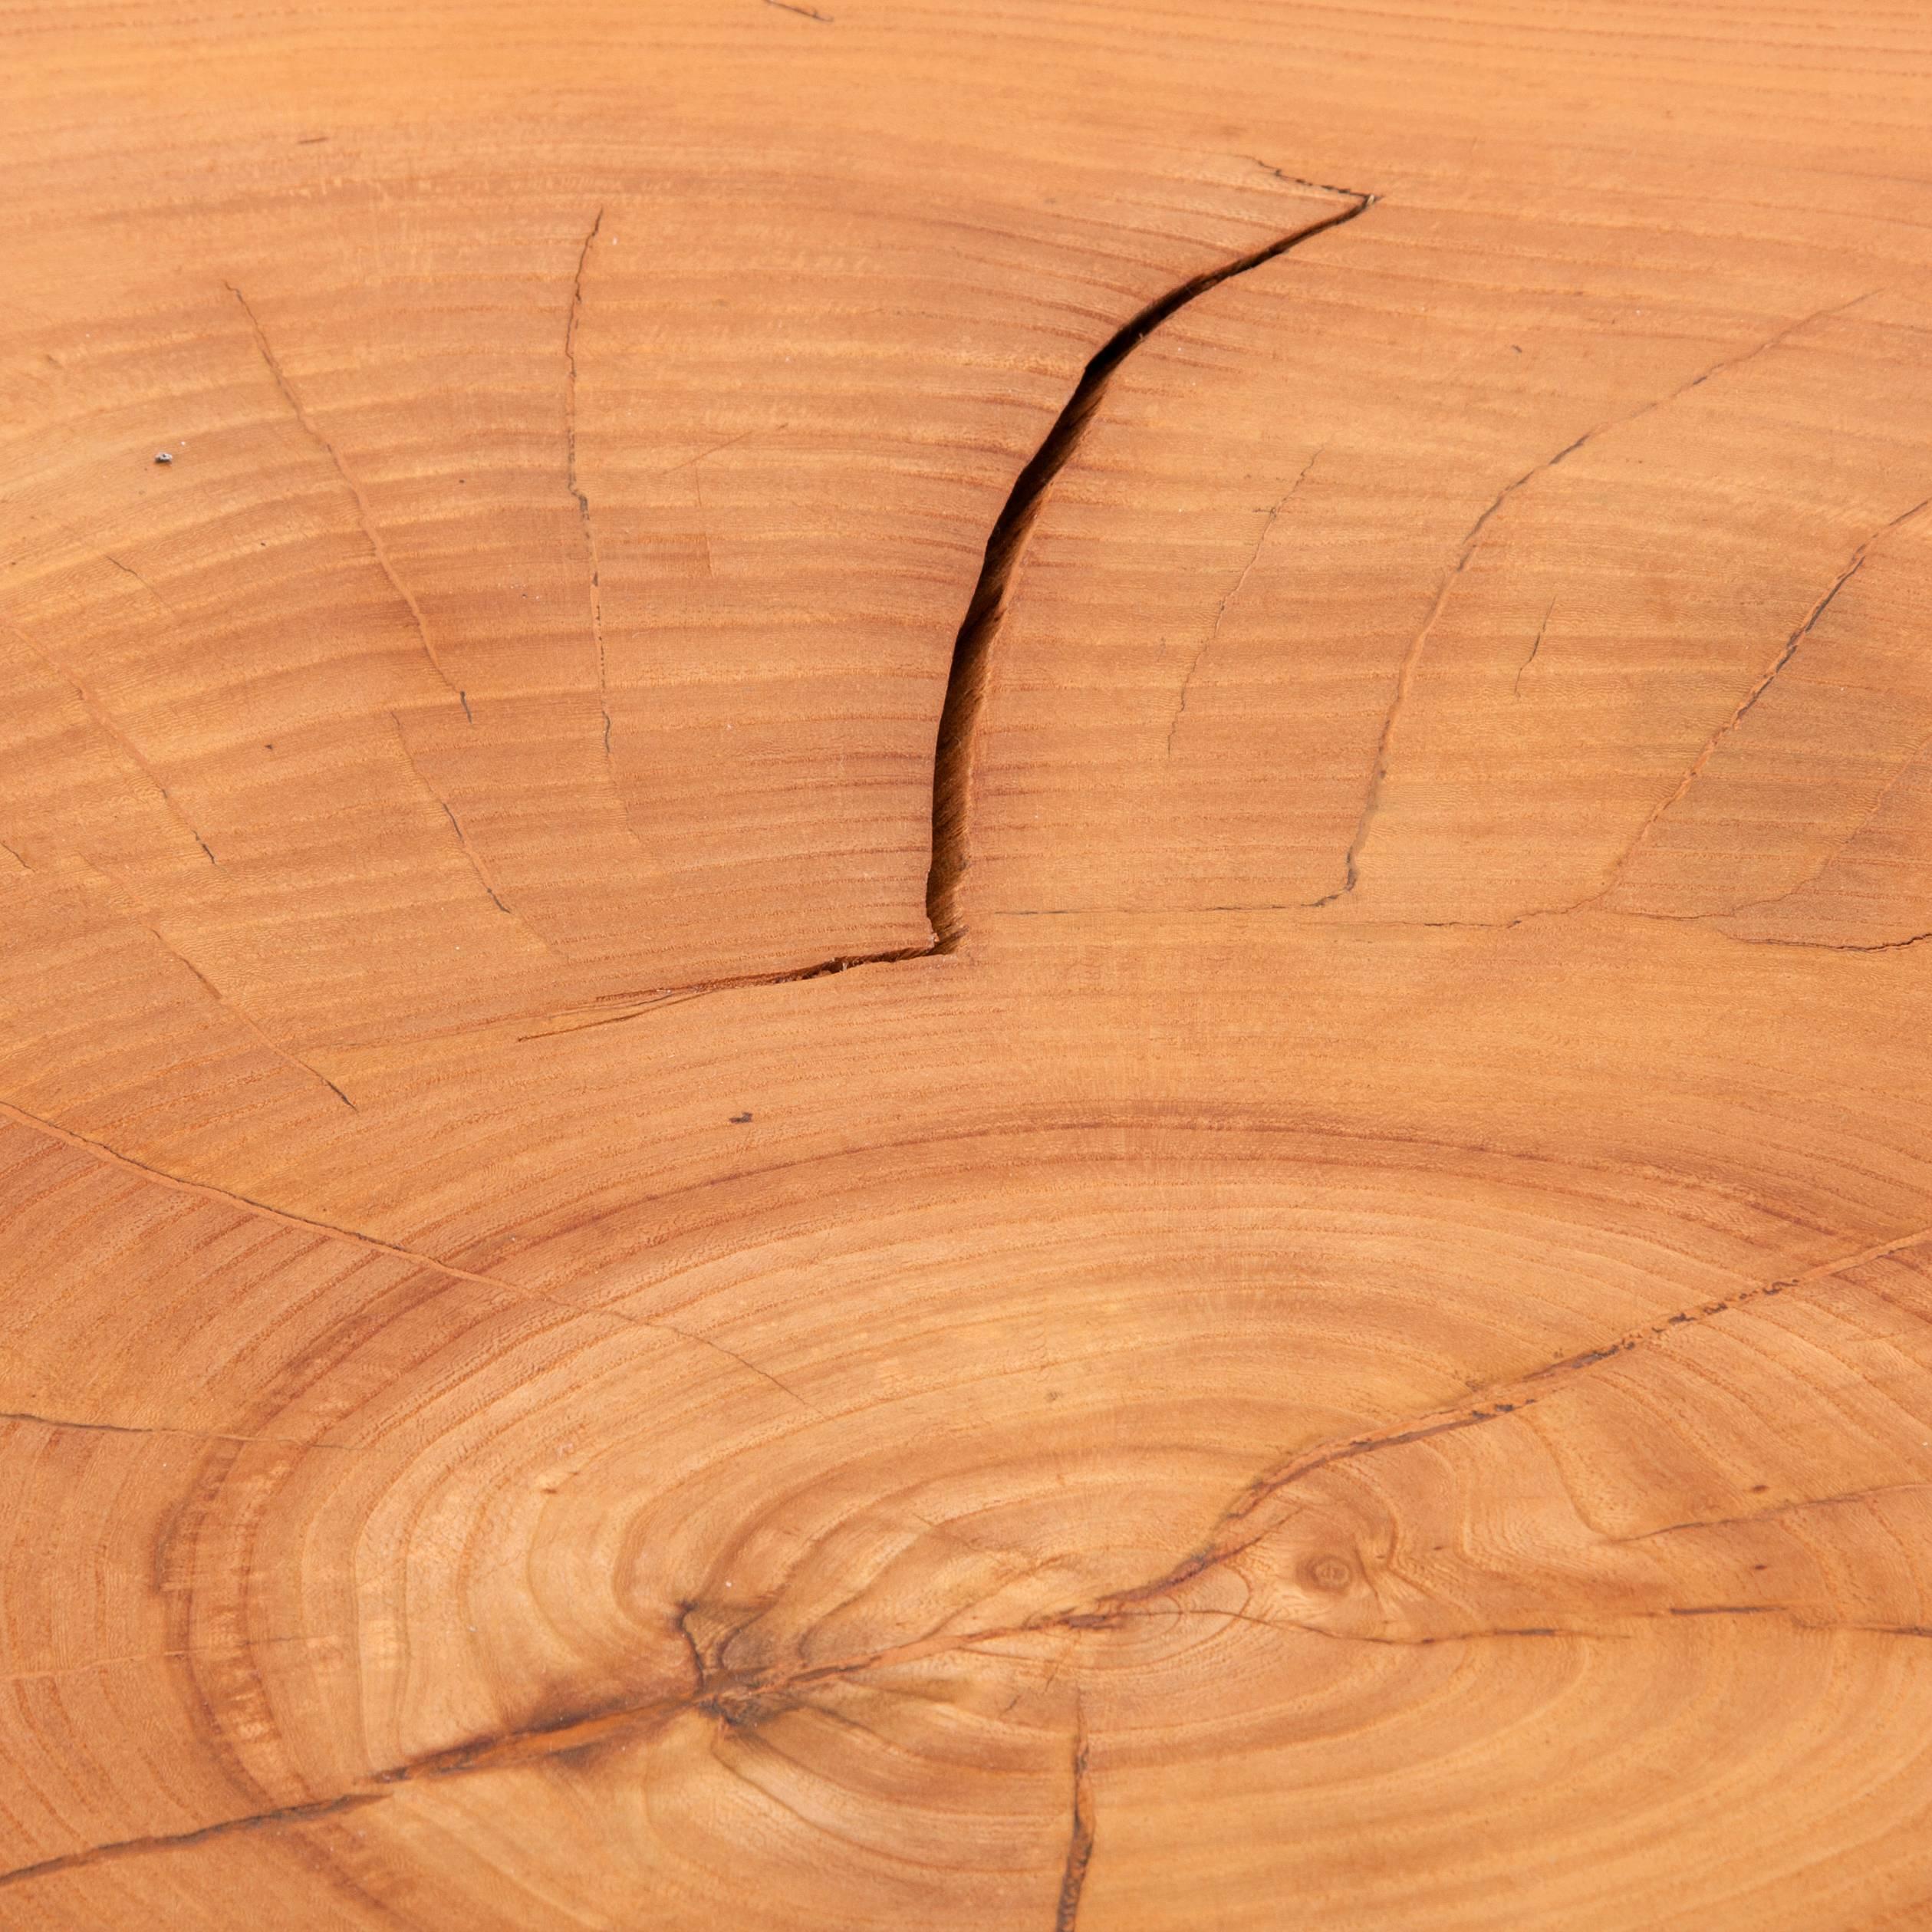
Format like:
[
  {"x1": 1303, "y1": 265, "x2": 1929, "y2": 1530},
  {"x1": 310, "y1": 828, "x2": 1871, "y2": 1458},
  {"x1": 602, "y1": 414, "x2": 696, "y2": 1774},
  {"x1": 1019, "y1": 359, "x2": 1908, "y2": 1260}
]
[{"x1": 4, "y1": 2, "x2": 1932, "y2": 1926}]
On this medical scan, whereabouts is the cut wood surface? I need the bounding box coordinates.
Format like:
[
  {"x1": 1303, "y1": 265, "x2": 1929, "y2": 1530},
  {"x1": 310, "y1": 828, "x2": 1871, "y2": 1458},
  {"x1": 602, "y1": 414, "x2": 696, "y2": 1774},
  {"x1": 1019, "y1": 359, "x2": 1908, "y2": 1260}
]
[{"x1": 4, "y1": 2, "x2": 1932, "y2": 1926}]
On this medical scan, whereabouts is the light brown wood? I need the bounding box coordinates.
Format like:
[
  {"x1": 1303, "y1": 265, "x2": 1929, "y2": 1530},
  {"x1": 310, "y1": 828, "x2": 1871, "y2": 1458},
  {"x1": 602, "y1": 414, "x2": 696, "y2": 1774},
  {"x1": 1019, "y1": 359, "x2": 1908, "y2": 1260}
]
[{"x1": 5, "y1": 3, "x2": 1932, "y2": 1926}]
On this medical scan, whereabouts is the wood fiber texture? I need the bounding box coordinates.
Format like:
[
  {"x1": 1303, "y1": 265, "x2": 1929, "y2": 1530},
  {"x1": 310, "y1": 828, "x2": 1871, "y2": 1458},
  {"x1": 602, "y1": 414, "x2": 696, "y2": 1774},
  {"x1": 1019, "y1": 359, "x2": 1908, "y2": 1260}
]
[{"x1": 5, "y1": 3, "x2": 1932, "y2": 1927}]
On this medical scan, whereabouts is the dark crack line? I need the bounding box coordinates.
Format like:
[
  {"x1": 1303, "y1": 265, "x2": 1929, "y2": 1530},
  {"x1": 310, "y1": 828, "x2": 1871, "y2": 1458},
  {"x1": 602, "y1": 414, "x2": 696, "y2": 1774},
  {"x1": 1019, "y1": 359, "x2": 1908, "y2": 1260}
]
[
  {"x1": 0, "y1": 1098, "x2": 851, "y2": 1433},
  {"x1": 514, "y1": 944, "x2": 934, "y2": 1036},
  {"x1": 927, "y1": 184, "x2": 1376, "y2": 946},
  {"x1": 1087, "y1": 1211, "x2": 1932, "y2": 1617},
  {"x1": 63, "y1": 857, "x2": 351, "y2": 1104},
  {"x1": 645, "y1": 1316, "x2": 831, "y2": 1420},
  {"x1": 1744, "y1": 927, "x2": 1932, "y2": 953},
  {"x1": 657, "y1": 424, "x2": 767, "y2": 475},
  {"x1": 1055, "y1": 1702, "x2": 1095, "y2": 1932},
  {"x1": 1703, "y1": 703, "x2": 1932, "y2": 922},
  {"x1": 565, "y1": 210, "x2": 611, "y2": 744},
  {"x1": 8, "y1": 1572, "x2": 1927, "y2": 1888},
  {"x1": 1246, "y1": 158, "x2": 1374, "y2": 203},
  {"x1": 1514, "y1": 599, "x2": 1554, "y2": 698},
  {"x1": 19, "y1": 1242, "x2": 1932, "y2": 1903},
  {"x1": 17, "y1": 637, "x2": 221, "y2": 867},
  {"x1": 0, "y1": 1792, "x2": 387, "y2": 1891},
  {"x1": 229, "y1": 285, "x2": 458, "y2": 699},
  {"x1": 1644, "y1": 1606, "x2": 1932, "y2": 1639},
  {"x1": 1070, "y1": 1605, "x2": 1618, "y2": 1649},
  {"x1": 1310, "y1": 291, "x2": 1880, "y2": 909},
  {"x1": 1604, "y1": 492, "x2": 1932, "y2": 890},
  {"x1": 673, "y1": 1604, "x2": 709, "y2": 1700},
  {"x1": 0, "y1": 1096, "x2": 611, "y2": 1309},
  {"x1": 536, "y1": 175, "x2": 1378, "y2": 1037},
  {"x1": 0, "y1": 1409, "x2": 361, "y2": 1453},
  {"x1": 1626, "y1": 912, "x2": 1932, "y2": 956},
  {"x1": 140, "y1": 923, "x2": 356, "y2": 1110},
  {"x1": 386, "y1": 711, "x2": 552, "y2": 943},
  {"x1": 102, "y1": 551, "x2": 176, "y2": 613},
  {"x1": 1167, "y1": 453, "x2": 1318, "y2": 761},
  {"x1": 562, "y1": 209, "x2": 657, "y2": 853},
  {"x1": 1616, "y1": 1483, "x2": 1932, "y2": 1543}
]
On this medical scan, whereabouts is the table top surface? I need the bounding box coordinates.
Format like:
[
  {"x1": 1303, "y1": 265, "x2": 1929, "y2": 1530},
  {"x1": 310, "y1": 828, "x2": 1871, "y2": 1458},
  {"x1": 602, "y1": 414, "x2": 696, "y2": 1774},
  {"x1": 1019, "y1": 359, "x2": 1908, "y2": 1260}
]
[{"x1": 4, "y1": 4, "x2": 1932, "y2": 1927}]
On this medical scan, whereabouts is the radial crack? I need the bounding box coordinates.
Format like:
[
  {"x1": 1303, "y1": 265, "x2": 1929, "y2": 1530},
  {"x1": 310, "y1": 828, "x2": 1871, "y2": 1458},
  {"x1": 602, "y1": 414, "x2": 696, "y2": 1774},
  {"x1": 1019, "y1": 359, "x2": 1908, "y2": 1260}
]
[
  {"x1": 1088, "y1": 1210, "x2": 1932, "y2": 1616},
  {"x1": 1514, "y1": 599, "x2": 1554, "y2": 698},
  {"x1": 229, "y1": 285, "x2": 459, "y2": 699},
  {"x1": 0, "y1": 1409, "x2": 361, "y2": 1452},
  {"x1": 927, "y1": 184, "x2": 1377, "y2": 945},
  {"x1": 1167, "y1": 453, "x2": 1317, "y2": 761},
  {"x1": 19, "y1": 638, "x2": 220, "y2": 866},
  {"x1": 387, "y1": 712, "x2": 552, "y2": 944},
  {"x1": 1055, "y1": 1703, "x2": 1096, "y2": 1932},
  {"x1": 644, "y1": 1315, "x2": 831, "y2": 1420},
  {"x1": 19, "y1": 1189, "x2": 1927, "y2": 1891},
  {"x1": 500, "y1": 186, "x2": 1383, "y2": 1032},
  {"x1": 565, "y1": 210, "x2": 611, "y2": 735},
  {"x1": 0, "y1": 1095, "x2": 564, "y2": 1300},
  {"x1": 1312, "y1": 290, "x2": 1880, "y2": 907},
  {"x1": 140, "y1": 923, "x2": 355, "y2": 1109},
  {"x1": 0, "y1": 1792, "x2": 388, "y2": 1891},
  {"x1": 0, "y1": 1093, "x2": 848, "y2": 1415},
  {"x1": 1601, "y1": 492, "x2": 1932, "y2": 894}
]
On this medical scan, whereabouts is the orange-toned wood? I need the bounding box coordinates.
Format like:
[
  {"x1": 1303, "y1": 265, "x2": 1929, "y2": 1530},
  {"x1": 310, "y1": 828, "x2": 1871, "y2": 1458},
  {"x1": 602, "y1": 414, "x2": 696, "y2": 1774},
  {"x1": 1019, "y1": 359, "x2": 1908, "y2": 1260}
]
[{"x1": 5, "y1": 4, "x2": 1932, "y2": 1926}]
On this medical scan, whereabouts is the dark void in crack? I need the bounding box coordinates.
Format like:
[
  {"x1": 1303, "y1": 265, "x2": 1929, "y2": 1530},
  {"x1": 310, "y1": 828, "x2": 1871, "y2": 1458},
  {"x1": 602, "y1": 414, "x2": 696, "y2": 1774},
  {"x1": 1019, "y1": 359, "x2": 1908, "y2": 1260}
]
[
  {"x1": 585, "y1": 176, "x2": 1377, "y2": 1024},
  {"x1": 925, "y1": 180, "x2": 1377, "y2": 948}
]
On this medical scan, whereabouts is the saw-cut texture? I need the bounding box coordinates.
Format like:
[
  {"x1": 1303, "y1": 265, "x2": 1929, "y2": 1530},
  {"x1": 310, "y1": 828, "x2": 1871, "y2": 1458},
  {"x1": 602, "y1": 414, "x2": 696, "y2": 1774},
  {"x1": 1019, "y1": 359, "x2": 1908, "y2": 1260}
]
[{"x1": 5, "y1": 2, "x2": 1932, "y2": 1927}]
